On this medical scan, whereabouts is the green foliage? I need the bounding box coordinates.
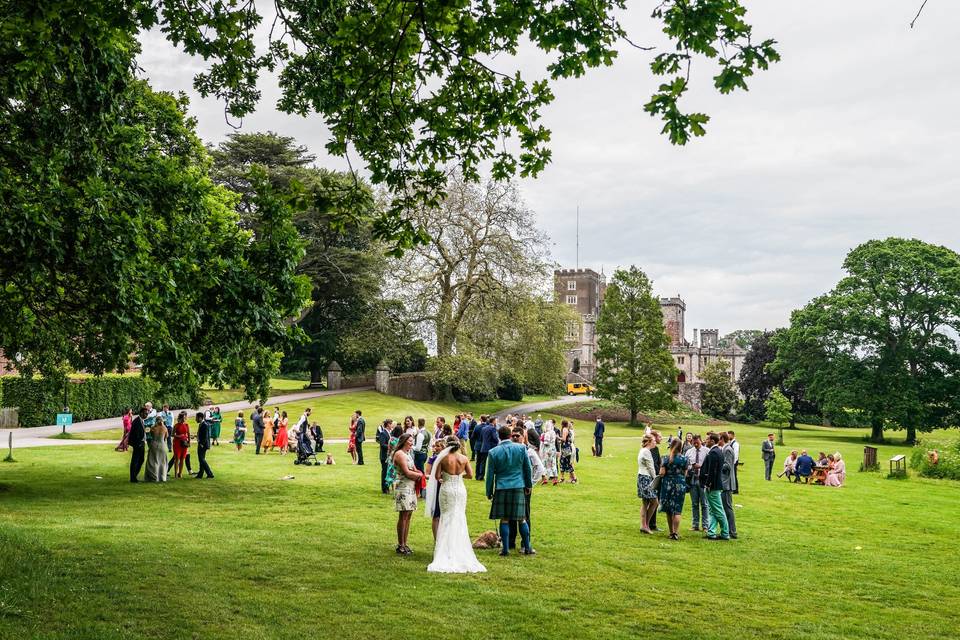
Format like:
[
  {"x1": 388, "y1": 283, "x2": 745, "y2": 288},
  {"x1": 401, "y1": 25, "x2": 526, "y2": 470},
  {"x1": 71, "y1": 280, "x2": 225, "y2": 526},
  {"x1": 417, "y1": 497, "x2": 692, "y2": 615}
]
[
  {"x1": 765, "y1": 389, "x2": 792, "y2": 427},
  {"x1": 595, "y1": 266, "x2": 677, "y2": 424},
  {"x1": 701, "y1": 359, "x2": 739, "y2": 419},
  {"x1": 773, "y1": 238, "x2": 960, "y2": 444},
  {"x1": 2, "y1": 2, "x2": 777, "y2": 251},
  {"x1": 427, "y1": 355, "x2": 498, "y2": 403},
  {"x1": 0, "y1": 376, "x2": 197, "y2": 428},
  {"x1": 0, "y1": 14, "x2": 310, "y2": 404},
  {"x1": 719, "y1": 329, "x2": 763, "y2": 349},
  {"x1": 910, "y1": 439, "x2": 960, "y2": 481},
  {"x1": 496, "y1": 372, "x2": 524, "y2": 402}
]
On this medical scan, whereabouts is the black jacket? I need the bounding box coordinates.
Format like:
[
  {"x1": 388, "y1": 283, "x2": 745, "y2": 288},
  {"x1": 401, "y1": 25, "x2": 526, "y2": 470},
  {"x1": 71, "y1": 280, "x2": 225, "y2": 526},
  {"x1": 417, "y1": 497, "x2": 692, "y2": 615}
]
[
  {"x1": 651, "y1": 447, "x2": 661, "y2": 474},
  {"x1": 197, "y1": 419, "x2": 211, "y2": 449},
  {"x1": 129, "y1": 416, "x2": 146, "y2": 448},
  {"x1": 700, "y1": 446, "x2": 724, "y2": 490},
  {"x1": 355, "y1": 417, "x2": 365, "y2": 443}
]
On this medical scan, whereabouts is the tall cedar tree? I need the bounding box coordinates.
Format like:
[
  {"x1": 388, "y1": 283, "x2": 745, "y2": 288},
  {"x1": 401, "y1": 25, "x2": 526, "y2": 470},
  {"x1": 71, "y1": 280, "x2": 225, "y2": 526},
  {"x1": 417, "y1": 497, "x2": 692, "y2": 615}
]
[
  {"x1": 595, "y1": 267, "x2": 677, "y2": 425},
  {"x1": 772, "y1": 238, "x2": 960, "y2": 443}
]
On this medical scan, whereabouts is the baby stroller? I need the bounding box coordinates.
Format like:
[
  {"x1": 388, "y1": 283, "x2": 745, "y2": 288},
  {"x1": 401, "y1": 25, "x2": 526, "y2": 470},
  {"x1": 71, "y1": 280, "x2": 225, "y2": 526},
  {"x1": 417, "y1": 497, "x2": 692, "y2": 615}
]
[{"x1": 294, "y1": 428, "x2": 319, "y2": 466}]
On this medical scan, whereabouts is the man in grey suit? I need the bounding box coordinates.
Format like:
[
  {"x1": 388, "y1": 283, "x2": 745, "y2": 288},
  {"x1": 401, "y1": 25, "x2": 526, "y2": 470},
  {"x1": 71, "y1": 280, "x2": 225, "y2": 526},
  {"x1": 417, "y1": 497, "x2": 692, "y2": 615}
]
[
  {"x1": 720, "y1": 432, "x2": 738, "y2": 539},
  {"x1": 761, "y1": 433, "x2": 776, "y2": 481}
]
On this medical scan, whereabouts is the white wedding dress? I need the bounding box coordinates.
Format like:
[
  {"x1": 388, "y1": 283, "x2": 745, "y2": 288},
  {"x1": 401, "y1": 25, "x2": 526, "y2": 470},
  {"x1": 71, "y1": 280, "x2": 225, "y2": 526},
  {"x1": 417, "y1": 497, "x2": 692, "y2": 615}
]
[{"x1": 427, "y1": 470, "x2": 487, "y2": 574}]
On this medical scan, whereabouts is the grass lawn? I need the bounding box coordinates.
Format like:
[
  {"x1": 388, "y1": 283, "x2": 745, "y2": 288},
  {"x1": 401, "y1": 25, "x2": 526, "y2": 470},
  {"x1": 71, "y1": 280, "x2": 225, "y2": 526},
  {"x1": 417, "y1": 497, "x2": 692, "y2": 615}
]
[{"x1": 2, "y1": 414, "x2": 959, "y2": 640}]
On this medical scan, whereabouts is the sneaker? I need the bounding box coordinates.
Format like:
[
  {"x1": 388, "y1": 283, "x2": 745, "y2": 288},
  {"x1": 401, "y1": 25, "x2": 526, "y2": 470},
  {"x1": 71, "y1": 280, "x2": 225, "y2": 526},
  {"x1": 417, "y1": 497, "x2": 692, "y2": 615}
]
[
  {"x1": 718, "y1": 536, "x2": 731, "y2": 541},
  {"x1": 705, "y1": 535, "x2": 718, "y2": 540},
  {"x1": 498, "y1": 550, "x2": 510, "y2": 557},
  {"x1": 522, "y1": 548, "x2": 537, "y2": 555},
  {"x1": 729, "y1": 534, "x2": 738, "y2": 539},
  {"x1": 691, "y1": 526, "x2": 700, "y2": 531}
]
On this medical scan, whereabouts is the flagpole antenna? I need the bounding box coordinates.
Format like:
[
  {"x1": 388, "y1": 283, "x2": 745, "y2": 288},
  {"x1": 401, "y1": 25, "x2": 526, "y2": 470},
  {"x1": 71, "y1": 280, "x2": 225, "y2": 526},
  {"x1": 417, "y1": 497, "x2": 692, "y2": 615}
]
[{"x1": 576, "y1": 205, "x2": 580, "y2": 270}]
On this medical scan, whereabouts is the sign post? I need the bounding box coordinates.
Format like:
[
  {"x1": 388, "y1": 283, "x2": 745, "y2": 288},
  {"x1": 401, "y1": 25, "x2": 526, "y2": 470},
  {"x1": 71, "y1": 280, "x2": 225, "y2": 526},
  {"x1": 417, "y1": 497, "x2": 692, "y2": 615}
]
[{"x1": 56, "y1": 412, "x2": 73, "y2": 435}]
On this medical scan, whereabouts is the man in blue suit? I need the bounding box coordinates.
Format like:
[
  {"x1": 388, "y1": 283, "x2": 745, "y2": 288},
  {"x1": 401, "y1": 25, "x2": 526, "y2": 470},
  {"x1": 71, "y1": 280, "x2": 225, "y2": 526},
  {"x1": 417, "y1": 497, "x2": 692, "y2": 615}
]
[
  {"x1": 485, "y1": 425, "x2": 534, "y2": 556},
  {"x1": 475, "y1": 415, "x2": 499, "y2": 481}
]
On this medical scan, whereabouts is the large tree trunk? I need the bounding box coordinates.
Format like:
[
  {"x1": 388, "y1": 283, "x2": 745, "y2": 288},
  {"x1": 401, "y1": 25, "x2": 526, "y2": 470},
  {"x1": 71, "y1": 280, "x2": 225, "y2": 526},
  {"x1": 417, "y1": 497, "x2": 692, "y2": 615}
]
[
  {"x1": 905, "y1": 424, "x2": 917, "y2": 446},
  {"x1": 870, "y1": 416, "x2": 884, "y2": 443},
  {"x1": 629, "y1": 406, "x2": 638, "y2": 426}
]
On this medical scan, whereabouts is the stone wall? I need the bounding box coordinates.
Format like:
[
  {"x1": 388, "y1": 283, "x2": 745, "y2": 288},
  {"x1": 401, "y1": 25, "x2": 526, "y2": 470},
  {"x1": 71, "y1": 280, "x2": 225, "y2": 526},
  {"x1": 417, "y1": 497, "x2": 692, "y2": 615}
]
[
  {"x1": 386, "y1": 372, "x2": 433, "y2": 401},
  {"x1": 342, "y1": 373, "x2": 375, "y2": 389},
  {"x1": 677, "y1": 382, "x2": 705, "y2": 412}
]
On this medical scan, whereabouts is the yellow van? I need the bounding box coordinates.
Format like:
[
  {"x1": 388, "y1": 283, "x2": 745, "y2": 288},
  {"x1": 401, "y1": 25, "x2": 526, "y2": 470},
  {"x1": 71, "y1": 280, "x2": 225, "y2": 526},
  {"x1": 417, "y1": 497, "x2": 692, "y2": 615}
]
[{"x1": 566, "y1": 382, "x2": 594, "y2": 396}]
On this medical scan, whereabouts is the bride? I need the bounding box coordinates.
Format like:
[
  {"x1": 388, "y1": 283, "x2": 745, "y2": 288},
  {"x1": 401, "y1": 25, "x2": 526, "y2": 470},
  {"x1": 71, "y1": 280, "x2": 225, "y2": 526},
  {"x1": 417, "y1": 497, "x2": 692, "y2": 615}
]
[{"x1": 426, "y1": 436, "x2": 486, "y2": 573}]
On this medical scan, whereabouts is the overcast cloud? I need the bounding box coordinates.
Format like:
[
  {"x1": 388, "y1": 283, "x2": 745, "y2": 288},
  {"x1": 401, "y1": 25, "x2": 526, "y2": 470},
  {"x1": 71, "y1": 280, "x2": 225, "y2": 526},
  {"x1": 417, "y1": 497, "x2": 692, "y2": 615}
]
[{"x1": 138, "y1": 1, "x2": 960, "y2": 341}]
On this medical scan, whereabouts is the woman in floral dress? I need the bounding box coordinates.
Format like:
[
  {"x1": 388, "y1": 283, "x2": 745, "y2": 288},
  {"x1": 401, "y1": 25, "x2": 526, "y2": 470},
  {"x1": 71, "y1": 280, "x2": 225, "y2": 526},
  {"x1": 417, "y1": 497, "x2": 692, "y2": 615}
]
[
  {"x1": 539, "y1": 420, "x2": 558, "y2": 486},
  {"x1": 657, "y1": 438, "x2": 688, "y2": 540}
]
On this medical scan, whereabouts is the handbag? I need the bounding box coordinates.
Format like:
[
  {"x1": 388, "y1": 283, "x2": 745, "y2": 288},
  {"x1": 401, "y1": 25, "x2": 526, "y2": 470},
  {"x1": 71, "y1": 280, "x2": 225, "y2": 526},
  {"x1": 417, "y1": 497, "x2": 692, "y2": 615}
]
[{"x1": 650, "y1": 475, "x2": 662, "y2": 492}]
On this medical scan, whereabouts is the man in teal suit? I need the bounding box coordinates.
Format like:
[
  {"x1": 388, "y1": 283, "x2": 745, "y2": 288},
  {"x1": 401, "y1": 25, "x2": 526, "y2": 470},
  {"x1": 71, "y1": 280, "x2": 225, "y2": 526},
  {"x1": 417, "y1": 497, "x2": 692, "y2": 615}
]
[{"x1": 485, "y1": 425, "x2": 534, "y2": 556}]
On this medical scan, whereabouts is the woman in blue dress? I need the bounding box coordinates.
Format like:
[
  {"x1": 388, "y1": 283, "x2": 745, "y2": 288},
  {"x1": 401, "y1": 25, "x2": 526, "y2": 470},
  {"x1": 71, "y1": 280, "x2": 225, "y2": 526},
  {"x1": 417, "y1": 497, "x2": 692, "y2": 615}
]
[{"x1": 657, "y1": 438, "x2": 688, "y2": 541}]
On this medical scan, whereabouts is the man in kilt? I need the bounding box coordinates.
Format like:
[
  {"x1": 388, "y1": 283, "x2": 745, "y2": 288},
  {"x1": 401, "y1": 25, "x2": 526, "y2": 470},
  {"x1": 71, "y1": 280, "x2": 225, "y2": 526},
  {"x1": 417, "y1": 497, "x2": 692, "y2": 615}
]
[{"x1": 485, "y1": 425, "x2": 534, "y2": 556}]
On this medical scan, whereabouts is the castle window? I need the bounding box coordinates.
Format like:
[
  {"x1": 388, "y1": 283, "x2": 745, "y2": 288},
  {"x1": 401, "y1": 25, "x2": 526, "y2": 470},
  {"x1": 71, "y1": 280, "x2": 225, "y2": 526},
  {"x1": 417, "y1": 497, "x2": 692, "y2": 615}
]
[
  {"x1": 567, "y1": 280, "x2": 576, "y2": 291},
  {"x1": 678, "y1": 356, "x2": 685, "y2": 364},
  {"x1": 566, "y1": 295, "x2": 577, "y2": 305},
  {"x1": 566, "y1": 322, "x2": 579, "y2": 340}
]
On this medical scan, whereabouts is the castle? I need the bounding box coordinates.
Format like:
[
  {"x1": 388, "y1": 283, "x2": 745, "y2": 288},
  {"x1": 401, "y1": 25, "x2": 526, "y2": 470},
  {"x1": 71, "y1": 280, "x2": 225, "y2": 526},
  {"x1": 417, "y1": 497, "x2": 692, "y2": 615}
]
[{"x1": 554, "y1": 269, "x2": 746, "y2": 387}]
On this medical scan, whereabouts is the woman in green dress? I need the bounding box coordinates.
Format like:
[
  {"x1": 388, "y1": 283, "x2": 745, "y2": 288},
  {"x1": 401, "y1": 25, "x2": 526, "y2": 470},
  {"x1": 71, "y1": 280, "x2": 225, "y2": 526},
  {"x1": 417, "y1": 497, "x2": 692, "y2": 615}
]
[
  {"x1": 211, "y1": 407, "x2": 222, "y2": 446},
  {"x1": 657, "y1": 437, "x2": 688, "y2": 541}
]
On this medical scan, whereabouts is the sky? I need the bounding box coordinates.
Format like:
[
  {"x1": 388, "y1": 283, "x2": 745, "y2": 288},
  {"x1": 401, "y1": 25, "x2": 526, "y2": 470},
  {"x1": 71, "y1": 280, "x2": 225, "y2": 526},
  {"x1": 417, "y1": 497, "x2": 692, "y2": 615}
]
[{"x1": 138, "y1": 1, "x2": 960, "y2": 342}]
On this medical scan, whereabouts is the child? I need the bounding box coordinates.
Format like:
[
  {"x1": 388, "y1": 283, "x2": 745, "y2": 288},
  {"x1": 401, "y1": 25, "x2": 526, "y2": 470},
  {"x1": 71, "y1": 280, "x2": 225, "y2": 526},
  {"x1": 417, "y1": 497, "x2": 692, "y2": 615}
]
[{"x1": 234, "y1": 411, "x2": 246, "y2": 452}]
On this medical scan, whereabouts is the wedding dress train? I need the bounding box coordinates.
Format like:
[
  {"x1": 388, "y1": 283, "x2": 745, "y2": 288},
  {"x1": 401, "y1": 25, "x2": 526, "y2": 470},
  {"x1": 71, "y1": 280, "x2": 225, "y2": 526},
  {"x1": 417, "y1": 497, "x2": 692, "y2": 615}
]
[{"x1": 427, "y1": 471, "x2": 486, "y2": 573}]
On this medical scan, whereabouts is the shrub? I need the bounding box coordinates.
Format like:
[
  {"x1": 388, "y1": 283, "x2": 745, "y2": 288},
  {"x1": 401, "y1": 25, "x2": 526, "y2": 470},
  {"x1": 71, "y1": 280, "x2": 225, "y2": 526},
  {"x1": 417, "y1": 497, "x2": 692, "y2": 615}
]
[
  {"x1": 427, "y1": 355, "x2": 497, "y2": 402},
  {"x1": 910, "y1": 438, "x2": 960, "y2": 481},
  {"x1": 496, "y1": 371, "x2": 524, "y2": 402},
  {"x1": 0, "y1": 376, "x2": 199, "y2": 428}
]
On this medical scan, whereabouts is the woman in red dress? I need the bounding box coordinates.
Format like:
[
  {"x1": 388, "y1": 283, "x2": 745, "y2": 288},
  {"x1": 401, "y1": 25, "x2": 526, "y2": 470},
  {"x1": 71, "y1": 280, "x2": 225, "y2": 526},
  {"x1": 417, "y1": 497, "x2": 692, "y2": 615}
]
[
  {"x1": 172, "y1": 412, "x2": 191, "y2": 478},
  {"x1": 115, "y1": 407, "x2": 132, "y2": 452},
  {"x1": 348, "y1": 416, "x2": 358, "y2": 464},
  {"x1": 274, "y1": 410, "x2": 290, "y2": 454}
]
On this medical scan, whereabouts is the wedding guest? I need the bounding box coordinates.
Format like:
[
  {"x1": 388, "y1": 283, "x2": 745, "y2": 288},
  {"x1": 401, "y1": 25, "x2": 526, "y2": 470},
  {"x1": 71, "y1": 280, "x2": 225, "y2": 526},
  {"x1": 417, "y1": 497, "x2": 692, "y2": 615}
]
[
  {"x1": 647, "y1": 430, "x2": 662, "y2": 530},
  {"x1": 559, "y1": 420, "x2": 578, "y2": 484},
  {"x1": 682, "y1": 432, "x2": 694, "y2": 452},
  {"x1": 252, "y1": 406, "x2": 265, "y2": 454},
  {"x1": 262, "y1": 409, "x2": 275, "y2": 454},
  {"x1": 377, "y1": 419, "x2": 394, "y2": 494},
  {"x1": 485, "y1": 425, "x2": 535, "y2": 556},
  {"x1": 794, "y1": 450, "x2": 815, "y2": 483},
  {"x1": 195, "y1": 411, "x2": 215, "y2": 479},
  {"x1": 637, "y1": 434, "x2": 658, "y2": 534},
  {"x1": 825, "y1": 452, "x2": 846, "y2": 487},
  {"x1": 233, "y1": 411, "x2": 246, "y2": 452},
  {"x1": 116, "y1": 407, "x2": 133, "y2": 452},
  {"x1": 781, "y1": 450, "x2": 798, "y2": 480},
  {"x1": 293, "y1": 408, "x2": 312, "y2": 443},
  {"x1": 384, "y1": 424, "x2": 403, "y2": 490},
  {"x1": 354, "y1": 410, "x2": 366, "y2": 465},
  {"x1": 311, "y1": 423, "x2": 324, "y2": 452},
  {"x1": 517, "y1": 426, "x2": 546, "y2": 546},
  {"x1": 593, "y1": 416, "x2": 605, "y2": 457},
  {"x1": 761, "y1": 433, "x2": 776, "y2": 481},
  {"x1": 658, "y1": 438, "x2": 688, "y2": 540},
  {"x1": 171, "y1": 411, "x2": 190, "y2": 478},
  {"x1": 539, "y1": 420, "x2": 559, "y2": 486},
  {"x1": 686, "y1": 434, "x2": 708, "y2": 531},
  {"x1": 433, "y1": 416, "x2": 446, "y2": 441},
  {"x1": 457, "y1": 414, "x2": 469, "y2": 453},
  {"x1": 402, "y1": 416, "x2": 415, "y2": 436},
  {"x1": 274, "y1": 411, "x2": 289, "y2": 454},
  {"x1": 720, "y1": 433, "x2": 738, "y2": 539},
  {"x1": 160, "y1": 404, "x2": 174, "y2": 451},
  {"x1": 392, "y1": 434, "x2": 424, "y2": 555},
  {"x1": 476, "y1": 416, "x2": 498, "y2": 481},
  {"x1": 210, "y1": 406, "x2": 222, "y2": 446},
  {"x1": 348, "y1": 413, "x2": 359, "y2": 464},
  {"x1": 129, "y1": 406, "x2": 148, "y2": 482},
  {"x1": 145, "y1": 416, "x2": 169, "y2": 482},
  {"x1": 700, "y1": 433, "x2": 729, "y2": 540},
  {"x1": 413, "y1": 418, "x2": 431, "y2": 473}
]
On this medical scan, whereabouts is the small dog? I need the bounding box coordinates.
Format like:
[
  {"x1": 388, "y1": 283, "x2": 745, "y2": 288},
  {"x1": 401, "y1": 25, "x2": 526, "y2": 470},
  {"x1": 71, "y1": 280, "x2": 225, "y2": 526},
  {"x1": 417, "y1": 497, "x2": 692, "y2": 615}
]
[{"x1": 472, "y1": 530, "x2": 501, "y2": 549}]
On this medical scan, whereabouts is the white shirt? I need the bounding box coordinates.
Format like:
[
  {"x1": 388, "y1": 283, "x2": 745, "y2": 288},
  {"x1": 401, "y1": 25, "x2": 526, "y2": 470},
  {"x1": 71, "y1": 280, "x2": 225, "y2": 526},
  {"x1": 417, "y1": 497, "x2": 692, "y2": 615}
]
[
  {"x1": 295, "y1": 413, "x2": 309, "y2": 431},
  {"x1": 686, "y1": 445, "x2": 707, "y2": 471},
  {"x1": 413, "y1": 428, "x2": 426, "y2": 451},
  {"x1": 731, "y1": 439, "x2": 741, "y2": 463},
  {"x1": 637, "y1": 447, "x2": 656, "y2": 477}
]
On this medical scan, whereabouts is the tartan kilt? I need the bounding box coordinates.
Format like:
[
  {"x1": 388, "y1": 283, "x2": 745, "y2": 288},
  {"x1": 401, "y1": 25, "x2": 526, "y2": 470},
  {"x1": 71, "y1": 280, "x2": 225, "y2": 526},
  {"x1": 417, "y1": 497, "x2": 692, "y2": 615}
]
[{"x1": 489, "y1": 488, "x2": 527, "y2": 521}]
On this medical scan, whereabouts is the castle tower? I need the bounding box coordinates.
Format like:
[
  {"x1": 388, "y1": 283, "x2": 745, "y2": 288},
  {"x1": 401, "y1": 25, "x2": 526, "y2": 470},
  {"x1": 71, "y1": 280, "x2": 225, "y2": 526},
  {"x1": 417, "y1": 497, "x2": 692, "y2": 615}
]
[
  {"x1": 554, "y1": 268, "x2": 606, "y2": 382},
  {"x1": 700, "y1": 329, "x2": 719, "y2": 348},
  {"x1": 659, "y1": 297, "x2": 686, "y2": 346}
]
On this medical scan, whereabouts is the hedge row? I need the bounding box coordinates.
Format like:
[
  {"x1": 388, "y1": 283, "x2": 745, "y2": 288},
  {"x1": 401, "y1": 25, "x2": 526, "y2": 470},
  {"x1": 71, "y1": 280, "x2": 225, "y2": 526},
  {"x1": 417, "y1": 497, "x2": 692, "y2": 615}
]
[
  {"x1": 0, "y1": 376, "x2": 198, "y2": 428},
  {"x1": 911, "y1": 439, "x2": 960, "y2": 481}
]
